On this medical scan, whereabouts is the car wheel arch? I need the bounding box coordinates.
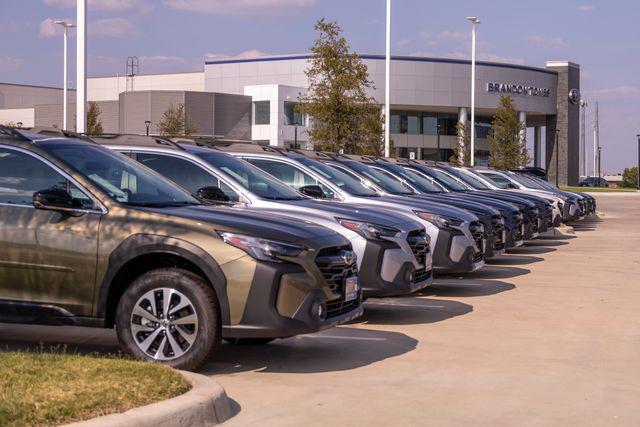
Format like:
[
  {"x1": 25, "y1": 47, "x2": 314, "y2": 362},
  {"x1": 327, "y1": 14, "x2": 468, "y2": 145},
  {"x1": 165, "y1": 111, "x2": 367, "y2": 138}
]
[{"x1": 96, "y1": 235, "x2": 230, "y2": 327}]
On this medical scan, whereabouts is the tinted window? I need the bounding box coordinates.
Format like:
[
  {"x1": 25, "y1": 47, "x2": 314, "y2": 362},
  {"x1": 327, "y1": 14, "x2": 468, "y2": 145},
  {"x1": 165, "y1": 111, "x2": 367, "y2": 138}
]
[
  {"x1": 428, "y1": 168, "x2": 469, "y2": 191},
  {"x1": 195, "y1": 151, "x2": 305, "y2": 200},
  {"x1": 244, "y1": 158, "x2": 335, "y2": 198},
  {"x1": 445, "y1": 168, "x2": 491, "y2": 190},
  {"x1": 136, "y1": 153, "x2": 240, "y2": 202},
  {"x1": 0, "y1": 147, "x2": 93, "y2": 209},
  {"x1": 294, "y1": 156, "x2": 377, "y2": 197},
  {"x1": 377, "y1": 163, "x2": 443, "y2": 193},
  {"x1": 40, "y1": 143, "x2": 198, "y2": 207},
  {"x1": 480, "y1": 172, "x2": 512, "y2": 189},
  {"x1": 254, "y1": 101, "x2": 270, "y2": 125},
  {"x1": 340, "y1": 161, "x2": 415, "y2": 195}
]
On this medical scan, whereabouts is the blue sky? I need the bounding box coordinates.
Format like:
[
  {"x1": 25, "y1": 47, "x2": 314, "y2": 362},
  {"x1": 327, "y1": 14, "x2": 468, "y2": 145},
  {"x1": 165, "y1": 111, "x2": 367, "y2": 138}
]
[{"x1": 1, "y1": 0, "x2": 638, "y2": 173}]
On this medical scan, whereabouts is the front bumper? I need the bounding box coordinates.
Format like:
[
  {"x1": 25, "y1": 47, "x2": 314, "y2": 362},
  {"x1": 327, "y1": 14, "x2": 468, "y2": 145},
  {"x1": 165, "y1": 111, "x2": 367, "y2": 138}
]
[
  {"x1": 222, "y1": 262, "x2": 364, "y2": 339},
  {"x1": 433, "y1": 228, "x2": 484, "y2": 274}
]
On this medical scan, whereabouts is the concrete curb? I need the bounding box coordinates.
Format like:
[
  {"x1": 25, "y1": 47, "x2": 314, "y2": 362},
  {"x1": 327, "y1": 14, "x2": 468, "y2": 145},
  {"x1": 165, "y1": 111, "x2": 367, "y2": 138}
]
[
  {"x1": 64, "y1": 371, "x2": 232, "y2": 427},
  {"x1": 539, "y1": 225, "x2": 575, "y2": 239}
]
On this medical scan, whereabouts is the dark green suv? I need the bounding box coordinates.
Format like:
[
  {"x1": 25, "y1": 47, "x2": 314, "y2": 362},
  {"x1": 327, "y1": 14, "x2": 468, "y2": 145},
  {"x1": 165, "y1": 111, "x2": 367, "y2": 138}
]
[{"x1": 0, "y1": 127, "x2": 363, "y2": 370}]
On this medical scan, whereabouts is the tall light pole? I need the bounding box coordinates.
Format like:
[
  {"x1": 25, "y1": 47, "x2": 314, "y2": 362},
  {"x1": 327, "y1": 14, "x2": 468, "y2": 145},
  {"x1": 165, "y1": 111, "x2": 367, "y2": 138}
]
[
  {"x1": 593, "y1": 101, "x2": 599, "y2": 177},
  {"x1": 467, "y1": 16, "x2": 480, "y2": 166},
  {"x1": 384, "y1": 0, "x2": 391, "y2": 158},
  {"x1": 636, "y1": 134, "x2": 640, "y2": 190},
  {"x1": 579, "y1": 99, "x2": 588, "y2": 177},
  {"x1": 76, "y1": 0, "x2": 87, "y2": 133},
  {"x1": 54, "y1": 20, "x2": 75, "y2": 131}
]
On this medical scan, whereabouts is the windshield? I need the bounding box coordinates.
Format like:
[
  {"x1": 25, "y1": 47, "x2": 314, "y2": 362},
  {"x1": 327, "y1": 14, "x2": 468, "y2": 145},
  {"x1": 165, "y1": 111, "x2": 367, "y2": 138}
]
[
  {"x1": 196, "y1": 151, "x2": 305, "y2": 200},
  {"x1": 478, "y1": 171, "x2": 512, "y2": 189},
  {"x1": 341, "y1": 160, "x2": 415, "y2": 195},
  {"x1": 427, "y1": 167, "x2": 469, "y2": 191},
  {"x1": 40, "y1": 142, "x2": 199, "y2": 207},
  {"x1": 294, "y1": 156, "x2": 378, "y2": 196},
  {"x1": 530, "y1": 175, "x2": 557, "y2": 190},
  {"x1": 445, "y1": 167, "x2": 491, "y2": 190},
  {"x1": 508, "y1": 172, "x2": 546, "y2": 189},
  {"x1": 377, "y1": 163, "x2": 443, "y2": 193}
]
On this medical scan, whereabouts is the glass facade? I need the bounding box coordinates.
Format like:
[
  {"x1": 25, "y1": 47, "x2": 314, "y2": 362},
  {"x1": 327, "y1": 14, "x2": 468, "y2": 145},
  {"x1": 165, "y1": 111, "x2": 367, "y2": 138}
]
[
  {"x1": 390, "y1": 110, "x2": 494, "y2": 139},
  {"x1": 283, "y1": 101, "x2": 303, "y2": 126},
  {"x1": 254, "y1": 101, "x2": 270, "y2": 125}
]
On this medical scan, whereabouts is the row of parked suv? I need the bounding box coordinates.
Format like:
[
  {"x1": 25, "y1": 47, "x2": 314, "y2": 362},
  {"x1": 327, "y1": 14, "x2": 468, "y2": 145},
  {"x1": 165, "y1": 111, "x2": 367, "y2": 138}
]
[{"x1": 0, "y1": 125, "x2": 595, "y2": 370}]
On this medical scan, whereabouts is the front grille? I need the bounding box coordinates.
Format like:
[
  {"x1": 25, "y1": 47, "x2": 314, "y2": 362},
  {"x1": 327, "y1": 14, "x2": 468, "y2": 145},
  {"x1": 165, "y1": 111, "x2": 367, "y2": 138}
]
[
  {"x1": 469, "y1": 221, "x2": 485, "y2": 261},
  {"x1": 315, "y1": 245, "x2": 359, "y2": 318},
  {"x1": 545, "y1": 205, "x2": 554, "y2": 227},
  {"x1": 491, "y1": 215, "x2": 505, "y2": 251},
  {"x1": 407, "y1": 229, "x2": 431, "y2": 283},
  {"x1": 578, "y1": 199, "x2": 586, "y2": 216},
  {"x1": 513, "y1": 212, "x2": 524, "y2": 241}
]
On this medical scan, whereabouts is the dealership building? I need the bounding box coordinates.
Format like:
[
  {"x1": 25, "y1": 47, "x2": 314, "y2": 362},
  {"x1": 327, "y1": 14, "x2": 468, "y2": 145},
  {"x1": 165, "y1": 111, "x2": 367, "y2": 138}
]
[{"x1": 0, "y1": 54, "x2": 581, "y2": 185}]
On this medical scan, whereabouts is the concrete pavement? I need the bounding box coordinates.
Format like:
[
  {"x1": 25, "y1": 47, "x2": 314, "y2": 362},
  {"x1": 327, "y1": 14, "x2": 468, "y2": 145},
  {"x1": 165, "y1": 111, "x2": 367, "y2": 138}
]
[{"x1": 1, "y1": 194, "x2": 638, "y2": 426}]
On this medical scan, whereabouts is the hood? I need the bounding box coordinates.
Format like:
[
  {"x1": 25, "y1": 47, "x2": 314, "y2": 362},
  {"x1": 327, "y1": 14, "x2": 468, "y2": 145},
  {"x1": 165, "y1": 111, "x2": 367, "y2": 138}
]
[
  {"x1": 275, "y1": 199, "x2": 424, "y2": 231},
  {"x1": 377, "y1": 195, "x2": 479, "y2": 222},
  {"x1": 442, "y1": 193, "x2": 519, "y2": 215},
  {"x1": 414, "y1": 194, "x2": 501, "y2": 217},
  {"x1": 141, "y1": 205, "x2": 345, "y2": 245}
]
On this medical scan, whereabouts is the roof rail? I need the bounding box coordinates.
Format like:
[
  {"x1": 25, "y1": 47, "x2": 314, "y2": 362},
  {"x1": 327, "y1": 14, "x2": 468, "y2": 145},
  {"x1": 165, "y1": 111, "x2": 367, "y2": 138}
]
[
  {"x1": 212, "y1": 141, "x2": 284, "y2": 155},
  {"x1": 89, "y1": 134, "x2": 185, "y2": 150},
  {"x1": 0, "y1": 125, "x2": 30, "y2": 141}
]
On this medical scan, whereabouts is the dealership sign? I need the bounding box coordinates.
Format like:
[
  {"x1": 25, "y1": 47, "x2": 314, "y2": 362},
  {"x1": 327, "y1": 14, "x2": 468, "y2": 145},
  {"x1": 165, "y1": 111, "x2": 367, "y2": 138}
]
[{"x1": 486, "y1": 82, "x2": 551, "y2": 98}]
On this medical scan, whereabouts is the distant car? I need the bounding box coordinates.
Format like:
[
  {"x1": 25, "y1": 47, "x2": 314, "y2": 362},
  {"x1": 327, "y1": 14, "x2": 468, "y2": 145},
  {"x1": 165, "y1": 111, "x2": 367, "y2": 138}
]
[{"x1": 579, "y1": 177, "x2": 609, "y2": 188}]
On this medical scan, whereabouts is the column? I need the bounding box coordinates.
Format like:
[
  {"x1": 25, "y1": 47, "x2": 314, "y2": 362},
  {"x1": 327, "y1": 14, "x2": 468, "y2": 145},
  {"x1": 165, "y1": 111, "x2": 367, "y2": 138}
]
[
  {"x1": 518, "y1": 111, "x2": 527, "y2": 146},
  {"x1": 533, "y1": 126, "x2": 542, "y2": 168},
  {"x1": 458, "y1": 107, "x2": 468, "y2": 163}
]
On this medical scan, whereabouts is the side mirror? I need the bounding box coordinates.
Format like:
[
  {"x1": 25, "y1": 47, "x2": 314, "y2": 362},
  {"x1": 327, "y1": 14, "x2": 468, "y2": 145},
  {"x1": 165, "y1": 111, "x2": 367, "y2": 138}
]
[
  {"x1": 33, "y1": 188, "x2": 84, "y2": 216},
  {"x1": 298, "y1": 185, "x2": 326, "y2": 198},
  {"x1": 507, "y1": 183, "x2": 519, "y2": 189},
  {"x1": 197, "y1": 186, "x2": 230, "y2": 203}
]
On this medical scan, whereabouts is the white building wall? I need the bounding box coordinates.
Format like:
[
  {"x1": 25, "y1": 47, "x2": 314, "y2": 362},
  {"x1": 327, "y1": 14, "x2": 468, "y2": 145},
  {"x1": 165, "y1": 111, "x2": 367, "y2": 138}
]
[
  {"x1": 88, "y1": 72, "x2": 204, "y2": 101},
  {"x1": 0, "y1": 108, "x2": 34, "y2": 127}
]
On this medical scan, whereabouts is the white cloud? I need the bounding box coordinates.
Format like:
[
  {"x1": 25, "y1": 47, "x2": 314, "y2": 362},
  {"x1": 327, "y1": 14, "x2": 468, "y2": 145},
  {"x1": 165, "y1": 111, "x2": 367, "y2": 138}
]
[
  {"x1": 587, "y1": 85, "x2": 640, "y2": 98},
  {"x1": 43, "y1": 0, "x2": 153, "y2": 14},
  {"x1": 89, "y1": 18, "x2": 138, "y2": 38},
  {"x1": 39, "y1": 18, "x2": 62, "y2": 37},
  {"x1": 526, "y1": 35, "x2": 568, "y2": 49},
  {"x1": 162, "y1": 0, "x2": 315, "y2": 15},
  {"x1": 0, "y1": 56, "x2": 25, "y2": 72},
  {"x1": 577, "y1": 4, "x2": 594, "y2": 12},
  {"x1": 396, "y1": 37, "x2": 411, "y2": 49},
  {"x1": 203, "y1": 49, "x2": 270, "y2": 60}
]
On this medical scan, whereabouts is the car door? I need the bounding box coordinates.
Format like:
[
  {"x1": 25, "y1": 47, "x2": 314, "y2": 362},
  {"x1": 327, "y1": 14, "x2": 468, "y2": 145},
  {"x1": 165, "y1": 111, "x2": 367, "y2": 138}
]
[{"x1": 0, "y1": 146, "x2": 101, "y2": 316}]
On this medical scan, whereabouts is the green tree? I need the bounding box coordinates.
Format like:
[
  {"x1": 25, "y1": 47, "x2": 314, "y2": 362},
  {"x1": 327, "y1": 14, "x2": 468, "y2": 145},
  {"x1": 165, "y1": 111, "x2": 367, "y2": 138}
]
[
  {"x1": 157, "y1": 103, "x2": 196, "y2": 138},
  {"x1": 87, "y1": 101, "x2": 103, "y2": 134},
  {"x1": 488, "y1": 95, "x2": 530, "y2": 169},
  {"x1": 297, "y1": 19, "x2": 384, "y2": 155},
  {"x1": 450, "y1": 121, "x2": 471, "y2": 166},
  {"x1": 622, "y1": 167, "x2": 638, "y2": 188}
]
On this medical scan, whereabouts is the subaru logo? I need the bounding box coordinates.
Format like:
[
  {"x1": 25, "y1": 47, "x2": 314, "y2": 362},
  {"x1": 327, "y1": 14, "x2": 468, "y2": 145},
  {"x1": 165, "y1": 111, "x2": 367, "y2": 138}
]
[
  {"x1": 339, "y1": 250, "x2": 356, "y2": 265},
  {"x1": 569, "y1": 88, "x2": 581, "y2": 104}
]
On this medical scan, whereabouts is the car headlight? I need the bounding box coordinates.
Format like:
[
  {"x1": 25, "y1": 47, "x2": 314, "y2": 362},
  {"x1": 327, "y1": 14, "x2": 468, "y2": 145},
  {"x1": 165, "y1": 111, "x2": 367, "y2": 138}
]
[
  {"x1": 217, "y1": 231, "x2": 304, "y2": 262},
  {"x1": 337, "y1": 218, "x2": 400, "y2": 241},
  {"x1": 414, "y1": 211, "x2": 463, "y2": 230}
]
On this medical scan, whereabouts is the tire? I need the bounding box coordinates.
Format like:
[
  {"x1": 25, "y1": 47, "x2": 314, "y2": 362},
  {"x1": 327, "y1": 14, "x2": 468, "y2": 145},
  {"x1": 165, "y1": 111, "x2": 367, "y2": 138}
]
[
  {"x1": 115, "y1": 268, "x2": 221, "y2": 371},
  {"x1": 223, "y1": 338, "x2": 276, "y2": 346}
]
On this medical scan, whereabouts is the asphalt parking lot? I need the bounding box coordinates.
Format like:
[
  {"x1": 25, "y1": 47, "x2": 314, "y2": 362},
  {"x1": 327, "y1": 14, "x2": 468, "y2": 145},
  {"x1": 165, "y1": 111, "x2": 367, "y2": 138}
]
[{"x1": 1, "y1": 193, "x2": 639, "y2": 426}]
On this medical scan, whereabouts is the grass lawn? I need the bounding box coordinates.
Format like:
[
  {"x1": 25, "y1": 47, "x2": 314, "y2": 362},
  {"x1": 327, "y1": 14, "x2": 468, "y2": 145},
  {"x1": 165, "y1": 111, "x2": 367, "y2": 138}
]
[
  {"x1": 561, "y1": 186, "x2": 637, "y2": 193},
  {"x1": 0, "y1": 351, "x2": 190, "y2": 427}
]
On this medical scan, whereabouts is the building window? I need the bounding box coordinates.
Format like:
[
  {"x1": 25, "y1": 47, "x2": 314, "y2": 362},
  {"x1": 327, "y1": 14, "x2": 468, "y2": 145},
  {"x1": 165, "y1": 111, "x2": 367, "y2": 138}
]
[
  {"x1": 422, "y1": 115, "x2": 438, "y2": 135},
  {"x1": 390, "y1": 113, "x2": 401, "y2": 133},
  {"x1": 254, "y1": 101, "x2": 270, "y2": 125},
  {"x1": 283, "y1": 101, "x2": 303, "y2": 126},
  {"x1": 407, "y1": 114, "x2": 421, "y2": 135}
]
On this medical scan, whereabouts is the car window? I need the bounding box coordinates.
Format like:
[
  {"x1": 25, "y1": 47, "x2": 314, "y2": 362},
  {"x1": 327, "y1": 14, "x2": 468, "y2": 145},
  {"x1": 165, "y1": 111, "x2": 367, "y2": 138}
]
[
  {"x1": 39, "y1": 142, "x2": 198, "y2": 207},
  {"x1": 0, "y1": 147, "x2": 94, "y2": 209},
  {"x1": 245, "y1": 158, "x2": 336, "y2": 199},
  {"x1": 445, "y1": 168, "x2": 490, "y2": 190},
  {"x1": 195, "y1": 151, "x2": 305, "y2": 200},
  {"x1": 136, "y1": 153, "x2": 240, "y2": 202},
  {"x1": 340, "y1": 161, "x2": 415, "y2": 195},
  {"x1": 480, "y1": 172, "x2": 511, "y2": 189},
  {"x1": 293, "y1": 156, "x2": 377, "y2": 197}
]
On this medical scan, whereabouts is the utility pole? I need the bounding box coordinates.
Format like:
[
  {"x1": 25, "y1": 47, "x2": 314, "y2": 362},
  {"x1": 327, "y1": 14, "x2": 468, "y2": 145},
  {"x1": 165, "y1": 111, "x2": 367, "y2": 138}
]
[
  {"x1": 54, "y1": 21, "x2": 75, "y2": 131},
  {"x1": 76, "y1": 0, "x2": 87, "y2": 133},
  {"x1": 384, "y1": 0, "x2": 391, "y2": 158},
  {"x1": 467, "y1": 16, "x2": 481, "y2": 166},
  {"x1": 579, "y1": 99, "x2": 588, "y2": 177},
  {"x1": 593, "y1": 101, "x2": 599, "y2": 177}
]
